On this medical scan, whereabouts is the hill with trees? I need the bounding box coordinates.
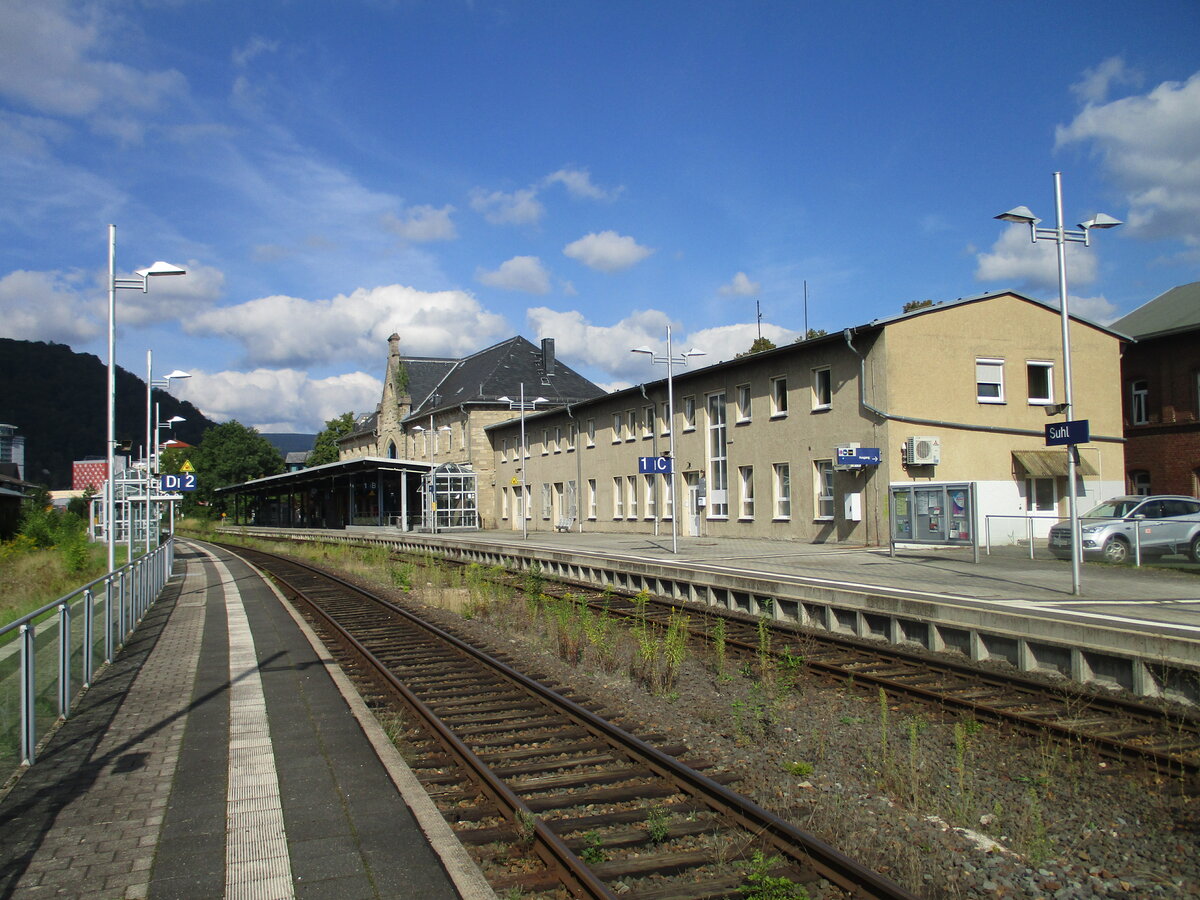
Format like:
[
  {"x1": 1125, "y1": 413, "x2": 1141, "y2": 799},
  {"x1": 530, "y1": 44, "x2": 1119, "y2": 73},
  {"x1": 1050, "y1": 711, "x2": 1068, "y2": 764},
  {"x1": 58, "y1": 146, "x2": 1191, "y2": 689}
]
[{"x1": 0, "y1": 338, "x2": 218, "y2": 490}]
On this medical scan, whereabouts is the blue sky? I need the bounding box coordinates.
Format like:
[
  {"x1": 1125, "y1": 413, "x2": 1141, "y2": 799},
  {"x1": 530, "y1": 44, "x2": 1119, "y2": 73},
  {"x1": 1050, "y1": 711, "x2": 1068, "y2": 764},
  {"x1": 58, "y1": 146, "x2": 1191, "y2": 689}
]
[{"x1": 2, "y1": 1, "x2": 1198, "y2": 434}]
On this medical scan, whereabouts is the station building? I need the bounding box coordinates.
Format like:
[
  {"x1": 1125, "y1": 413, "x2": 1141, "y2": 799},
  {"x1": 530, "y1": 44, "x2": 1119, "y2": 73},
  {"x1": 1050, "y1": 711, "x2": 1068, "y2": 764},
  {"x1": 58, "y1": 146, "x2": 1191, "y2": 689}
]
[{"x1": 485, "y1": 291, "x2": 1127, "y2": 547}]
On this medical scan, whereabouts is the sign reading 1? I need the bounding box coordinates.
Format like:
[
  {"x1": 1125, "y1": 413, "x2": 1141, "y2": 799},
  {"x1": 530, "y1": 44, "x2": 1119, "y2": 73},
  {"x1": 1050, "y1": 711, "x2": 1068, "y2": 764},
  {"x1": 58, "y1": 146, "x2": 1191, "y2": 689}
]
[{"x1": 638, "y1": 456, "x2": 673, "y2": 475}]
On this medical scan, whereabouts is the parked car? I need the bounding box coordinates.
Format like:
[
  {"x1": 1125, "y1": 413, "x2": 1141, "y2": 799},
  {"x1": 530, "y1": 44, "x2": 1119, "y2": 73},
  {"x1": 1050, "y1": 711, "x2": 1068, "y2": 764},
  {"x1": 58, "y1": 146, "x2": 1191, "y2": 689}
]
[{"x1": 1048, "y1": 495, "x2": 1200, "y2": 564}]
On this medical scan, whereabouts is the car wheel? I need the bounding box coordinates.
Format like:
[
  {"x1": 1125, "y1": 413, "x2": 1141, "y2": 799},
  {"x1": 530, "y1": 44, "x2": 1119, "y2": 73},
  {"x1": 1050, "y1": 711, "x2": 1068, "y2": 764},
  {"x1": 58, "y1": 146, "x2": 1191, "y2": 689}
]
[
  {"x1": 1190, "y1": 534, "x2": 1200, "y2": 564},
  {"x1": 1102, "y1": 536, "x2": 1130, "y2": 564}
]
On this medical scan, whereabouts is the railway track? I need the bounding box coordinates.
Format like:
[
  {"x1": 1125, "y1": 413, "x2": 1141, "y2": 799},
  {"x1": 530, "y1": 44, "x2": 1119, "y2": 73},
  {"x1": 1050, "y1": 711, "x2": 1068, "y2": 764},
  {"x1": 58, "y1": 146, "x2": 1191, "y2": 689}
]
[{"x1": 221, "y1": 542, "x2": 917, "y2": 900}]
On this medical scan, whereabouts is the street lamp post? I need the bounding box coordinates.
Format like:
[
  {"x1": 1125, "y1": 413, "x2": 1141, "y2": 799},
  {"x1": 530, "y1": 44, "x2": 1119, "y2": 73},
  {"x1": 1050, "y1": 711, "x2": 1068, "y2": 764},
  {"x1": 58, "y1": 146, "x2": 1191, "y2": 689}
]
[
  {"x1": 631, "y1": 326, "x2": 705, "y2": 554},
  {"x1": 153, "y1": 405, "x2": 186, "y2": 545},
  {"x1": 144, "y1": 351, "x2": 190, "y2": 554},
  {"x1": 498, "y1": 386, "x2": 547, "y2": 540},
  {"x1": 106, "y1": 225, "x2": 186, "y2": 574},
  {"x1": 995, "y1": 172, "x2": 1121, "y2": 596}
]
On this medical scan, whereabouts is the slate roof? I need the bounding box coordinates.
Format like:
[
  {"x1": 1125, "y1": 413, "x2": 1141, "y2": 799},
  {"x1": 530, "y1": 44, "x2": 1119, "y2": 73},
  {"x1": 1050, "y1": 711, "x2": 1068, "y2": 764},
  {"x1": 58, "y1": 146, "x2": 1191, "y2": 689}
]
[
  {"x1": 406, "y1": 336, "x2": 604, "y2": 421},
  {"x1": 1111, "y1": 281, "x2": 1200, "y2": 340}
]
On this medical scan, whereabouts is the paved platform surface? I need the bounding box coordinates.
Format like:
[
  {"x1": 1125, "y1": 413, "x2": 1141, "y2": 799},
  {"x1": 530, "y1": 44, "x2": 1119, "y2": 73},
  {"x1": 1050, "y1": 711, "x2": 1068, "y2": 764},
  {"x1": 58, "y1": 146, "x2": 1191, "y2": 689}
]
[
  {"x1": 0, "y1": 542, "x2": 494, "y2": 900},
  {"x1": 349, "y1": 525, "x2": 1200, "y2": 635}
]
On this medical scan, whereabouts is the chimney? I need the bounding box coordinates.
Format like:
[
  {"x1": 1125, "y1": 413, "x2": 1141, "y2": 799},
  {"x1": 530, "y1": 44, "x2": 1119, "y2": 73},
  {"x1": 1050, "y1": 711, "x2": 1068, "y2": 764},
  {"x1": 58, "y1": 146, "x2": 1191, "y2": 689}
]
[{"x1": 541, "y1": 338, "x2": 556, "y2": 377}]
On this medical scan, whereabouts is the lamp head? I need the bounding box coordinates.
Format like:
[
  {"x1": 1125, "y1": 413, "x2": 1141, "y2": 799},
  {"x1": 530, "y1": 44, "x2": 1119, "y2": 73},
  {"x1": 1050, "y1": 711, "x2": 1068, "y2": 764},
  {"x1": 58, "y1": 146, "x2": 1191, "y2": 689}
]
[
  {"x1": 995, "y1": 206, "x2": 1040, "y2": 226},
  {"x1": 683, "y1": 348, "x2": 706, "y2": 358},
  {"x1": 167, "y1": 416, "x2": 186, "y2": 425},
  {"x1": 163, "y1": 369, "x2": 191, "y2": 380},
  {"x1": 532, "y1": 397, "x2": 548, "y2": 404},
  {"x1": 631, "y1": 346, "x2": 653, "y2": 355},
  {"x1": 135, "y1": 261, "x2": 187, "y2": 277},
  {"x1": 497, "y1": 396, "x2": 513, "y2": 404},
  {"x1": 1079, "y1": 212, "x2": 1122, "y2": 230}
]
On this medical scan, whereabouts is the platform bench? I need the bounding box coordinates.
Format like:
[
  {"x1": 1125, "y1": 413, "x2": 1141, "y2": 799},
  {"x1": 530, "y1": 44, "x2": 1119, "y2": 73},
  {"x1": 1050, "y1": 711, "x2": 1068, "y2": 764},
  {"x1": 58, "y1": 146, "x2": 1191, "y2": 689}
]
[{"x1": 555, "y1": 517, "x2": 575, "y2": 533}]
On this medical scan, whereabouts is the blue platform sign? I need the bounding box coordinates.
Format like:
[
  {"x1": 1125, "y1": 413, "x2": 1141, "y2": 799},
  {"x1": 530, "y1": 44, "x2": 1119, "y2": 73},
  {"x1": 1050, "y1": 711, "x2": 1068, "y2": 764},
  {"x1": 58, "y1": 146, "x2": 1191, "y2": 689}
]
[
  {"x1": 638, "y1": 456, "x2": 673, "y2": 474},
  {"x1": 160, "y1": 473, "x2": 197, "y2": 492},
  {"x1": 836, "y1": 447, "x2": 881, "y2": 466},
  {"x1": 1045, "y1": 419, "x2": 1090, "y2": 447}
]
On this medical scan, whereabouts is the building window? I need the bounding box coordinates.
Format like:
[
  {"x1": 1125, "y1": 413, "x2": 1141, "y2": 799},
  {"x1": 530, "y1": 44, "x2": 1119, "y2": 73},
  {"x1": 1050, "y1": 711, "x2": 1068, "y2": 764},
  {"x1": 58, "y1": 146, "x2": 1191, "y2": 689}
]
[
  {"x1": 567, "y1": 422, "x2": 577, "y2": 451},
  {"x1": 612, "y1": 412, "x2": 623, "y2": 443},
  {"x1": 553, "y1": 425, "x2": 562, "y2": 453},
  {"x1": 683, "y1": 396, "x2": 696, "y2": 430},
  {"x1": 1027, "y1": 361, "x2": 1053, "y2": 405},
  {"x1": 523, "y1": 485, "x2": 532, "y2": 521},
  {"x1": 812, "y1": 367, "x2": 831, "y2": 410},
  {"x1": 587, "y1": 479, "x2": 597, "y2": 519},
  {"x1": 586, "y1": 418, "x2": 595, "y2": 447},
  {"x1": 814, "y1": 459, "x2": 834, "y2": 519},
  {"x1": 1130, "y1": 379, "x2": 1149, "y2": 425},
  {"x1": 1128, "y1": 470, "x2": 1151, "y2": 496},
  {"x1": 612, "y1": 476, "x2": 623, "y2": 518},
  {"x1": 660, "y1": 401, "x2": 671, "y2": 436},
  {"x1": 626, "y1": 409, "x2": 637, "y2": 441},
  {"x1": 643, "y1": 405, "x2": 655, "y2": 438},
  {"x1": 541, "y1": 428, "x2": 550, "y2": 455},
  {"x1": 738, "y1": 466, "x2": 754, "y2": 519},
  {"x1": 1025, "y1": 477, "x2": 1055, "y2": 512},
  {"x1": 626, "y1": 475, "x2": 638, "y2": 519},
  {"x1": 774, "y1": 463, "x2": 791, "y2": 519},
  {"x1": 662, "y1": 473, "x2": 673, "y2": 520},
  {"x1": 770, "y1": 376, "x2": 788, "y2": 417},
  {"x1": 736, "y1": 384, "x2": 752, "y2": 423},
  {"x1": 644, "y1": 474, "x2": 656, "y2": 518},
  {"x1": 501, "y1": 486, "x2": 509, "y2": 520},
  {"x1": 976, "y1": 358, "x2": 1005, "y2": 404},
  {"x1": 707, "y1": 392, "x2": 728, "y2": 518},
  {"x1": 541, "y1": 483, "x2": 552, "y2": 519}
]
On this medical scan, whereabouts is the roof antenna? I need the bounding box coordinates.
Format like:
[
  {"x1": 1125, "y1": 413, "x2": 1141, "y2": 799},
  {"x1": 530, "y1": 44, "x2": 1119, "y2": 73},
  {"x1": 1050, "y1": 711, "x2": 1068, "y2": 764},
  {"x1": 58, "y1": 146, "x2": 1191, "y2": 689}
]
[{"x1": 756, "y1": 299, "x2": 762, "y2": 341}]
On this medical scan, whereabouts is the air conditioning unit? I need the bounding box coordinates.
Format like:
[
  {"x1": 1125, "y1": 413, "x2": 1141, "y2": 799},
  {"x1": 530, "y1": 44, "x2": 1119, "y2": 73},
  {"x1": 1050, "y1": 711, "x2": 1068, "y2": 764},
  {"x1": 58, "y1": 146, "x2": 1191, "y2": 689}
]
[{"x1": 905, "y1": 435, "x2": 941, "y2": 465}]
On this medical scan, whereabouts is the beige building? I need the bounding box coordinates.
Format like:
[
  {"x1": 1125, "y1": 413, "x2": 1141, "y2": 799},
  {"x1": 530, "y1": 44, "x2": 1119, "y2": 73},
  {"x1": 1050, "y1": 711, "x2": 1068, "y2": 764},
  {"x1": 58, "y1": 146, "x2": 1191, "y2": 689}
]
[
  {"x1": 485, "y1": 291, "x2": 1126, "y2": 546},
  {"x1": 339, "y1": 333, "x2": 603, "y2": 529}
]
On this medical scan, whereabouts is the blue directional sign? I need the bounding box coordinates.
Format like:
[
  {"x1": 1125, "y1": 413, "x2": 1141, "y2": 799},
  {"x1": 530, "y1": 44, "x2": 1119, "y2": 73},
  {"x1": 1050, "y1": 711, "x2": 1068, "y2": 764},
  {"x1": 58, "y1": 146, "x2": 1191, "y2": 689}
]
[
  {"x1": 638, "y1": 456, "x2": 673, "y2": 474},
  {"x1": 1045, "y1": 420, "x2": 1090, "y2": 447},
  {"x1": 160, "y1": 473, "x2": 197, "y2": 492},
  {"x1": 836, "y1": 447, "x2": 881, "y2": 466}
]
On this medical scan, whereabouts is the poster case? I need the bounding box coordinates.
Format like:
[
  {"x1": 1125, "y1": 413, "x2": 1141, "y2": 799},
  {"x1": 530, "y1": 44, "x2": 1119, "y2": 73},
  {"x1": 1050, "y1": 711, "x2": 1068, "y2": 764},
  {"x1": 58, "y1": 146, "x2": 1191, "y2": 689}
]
[{"x1": 890, "y1": 482, "x2": 974, "y2": 547}]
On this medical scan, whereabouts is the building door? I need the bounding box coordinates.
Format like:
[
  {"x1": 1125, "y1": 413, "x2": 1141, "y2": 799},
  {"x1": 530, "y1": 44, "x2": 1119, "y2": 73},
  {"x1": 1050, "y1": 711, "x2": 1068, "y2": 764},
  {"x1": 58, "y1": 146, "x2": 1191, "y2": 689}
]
[{"x1": 685, "y1": 472, "x2": 702, "y2": 536}]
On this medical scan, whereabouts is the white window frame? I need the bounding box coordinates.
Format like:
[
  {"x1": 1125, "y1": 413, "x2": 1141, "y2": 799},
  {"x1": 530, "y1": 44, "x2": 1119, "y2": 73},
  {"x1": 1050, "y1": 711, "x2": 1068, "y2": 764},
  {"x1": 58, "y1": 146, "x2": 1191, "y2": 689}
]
[
  {"x1": 612, "y1": 476, "x2": 623, "y2": 518},
  {"x1": 738, "y1": 465, "x2": 754, "y2": 519},
  {"x1": 662, "y1": 473, "x2": 673, "y2": 520},
  {"x1": 587, "y1": 478, "x2": 598, "y2": 519},
  {"x1": 626, "y1": 475, "x2": 638, "y2": 519},
  {"x1": 814, "y1": 459, "x2": 834, "y2": 520},
  {"x1": 659, "y1": 401, "x2": 671, "y2": 436},
  {"x1": 736, "y1": 383, "x2": 752, "y2": 423},
  {"x1": 626, "y1": 409, "x2": 637, "y2": 442},
  {"x1": 586, "y1": 418, "x2": 595, "y2": 448},
  {"x1": 1130, "y1": 379, "x2": 1149, "y2": 425},
  {"x1": 770, "y1": 376, "x2": 788, "y2": 417},
  {"x1": 706, "y1": 391, "x2": 729, "y2": 519},
  {"x1": 567, "y1": 422, "x2": 577, "y2": 452},
  {"x1": 1025, "y1": 477, "x2": 1055, "y2": 512},
  {"x1": 642, "y1": 405, "x2": 655, "y2": 438},
  {"x1": 976, "y1": 358, "x2": 1005, "y2": 404},
  {"x1": 644, "y1": 473, "x2": 656, "y2": 518},
  {"x1": 683, "y1": 395, "x2": 696, "y2": 431},
  {"x1": 774, "y1": 462, "x2": 791, "y2": 520},
  {"x1": 811, "y1": 367, "x2": 831, "y2": 411},
  {"x1": 612, "y1": 412, "x2": 623, "y2": 444},
  {"x1": 1026, "y1": 360, "x2": 1054, "y2": 406},
  {"x1": 541, "y1": 428, "x2": 550, "y2": 455},
  {"x1": 541, "y1": 483, "x2": 552, "y2": 519}
]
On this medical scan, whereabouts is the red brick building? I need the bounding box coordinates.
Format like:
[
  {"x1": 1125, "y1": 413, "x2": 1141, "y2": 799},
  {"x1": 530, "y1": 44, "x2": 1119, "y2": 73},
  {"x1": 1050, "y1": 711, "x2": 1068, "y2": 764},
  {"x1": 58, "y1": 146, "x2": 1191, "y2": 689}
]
[
  {"x1": 73, "y1": 458, "x2": 110, "y2": 491},
  {"x1": 1113, "y1": 282, "x2": 1200, "y2": 497}
]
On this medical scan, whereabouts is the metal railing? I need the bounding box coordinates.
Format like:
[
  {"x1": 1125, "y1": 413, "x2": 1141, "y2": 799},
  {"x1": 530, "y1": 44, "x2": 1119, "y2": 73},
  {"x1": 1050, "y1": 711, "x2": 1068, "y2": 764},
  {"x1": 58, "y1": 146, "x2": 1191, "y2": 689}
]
[
  {"x1": 984, "y1": 514, "x2": 1164, "y2": 565},
  {"x1": 0, "y1": 539, "x2": 176, "y2": 772}
]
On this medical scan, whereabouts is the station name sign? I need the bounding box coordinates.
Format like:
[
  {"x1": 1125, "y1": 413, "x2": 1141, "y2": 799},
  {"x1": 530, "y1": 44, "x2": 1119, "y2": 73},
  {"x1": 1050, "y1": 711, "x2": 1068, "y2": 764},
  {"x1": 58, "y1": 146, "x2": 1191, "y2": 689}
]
[
  {"x1": 638, "y1": 456, "x2": 673, "y2": 474},
  {"x1": 1044, "y1": 419, "x2": 1089, "y2": 447}
]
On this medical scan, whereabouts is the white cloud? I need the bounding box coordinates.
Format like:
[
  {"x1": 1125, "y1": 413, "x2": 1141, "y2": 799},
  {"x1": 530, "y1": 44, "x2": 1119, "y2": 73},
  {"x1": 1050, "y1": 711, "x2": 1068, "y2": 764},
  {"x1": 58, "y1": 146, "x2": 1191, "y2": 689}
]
[
  {"x1": 544, "y1": 167, "x2": 620, "y2": 201},
  {"x1": 0, "y1": 0, "x2": 185, "y2": 130},
  {"x1": 186, "y1": 284, "x2": 509, "y2": 368},
  {"x1": 178, "y1": 368, "x2": 382, "y2": 433},
  {"x1": 1069, "y1": 57, "x2": 1141, "y2": 106},
  {"x1": 477, "y1": 256, "x2": 551, "y2": 294},
  {"x1": 1056, "y1": 68, "x2": 1200, "y2": 247},
  {"x1": 686, "y1": 322, "x2": 801, "y2": 362},
  {"x1": 975, "y1": 225, "x2": 1098, "y2": 291},
  {"x1": 232, "y1": 37, "x2": 280, "y2": 68},
  {"x1": 115, "y1": 260, "x2": 225, "y2": 327},
  {"x1": 1067, "y1": 294, "x2": 1119, "y2": 325},
  {"x1": 719, "y1": 271, "x2": 760, "y2": 297},
  {"x1": 383, "y1": 204, "x2": 457, "y2": 242},
  {"x1": 469, "y1": 186, "x2": 544, "y2": 225},
  {"x1": 563, "y1": 230, "x2": 654, "y2": 273},
  {"x1": 0, "y1": 268, "x2": 98, "y2": 342}
]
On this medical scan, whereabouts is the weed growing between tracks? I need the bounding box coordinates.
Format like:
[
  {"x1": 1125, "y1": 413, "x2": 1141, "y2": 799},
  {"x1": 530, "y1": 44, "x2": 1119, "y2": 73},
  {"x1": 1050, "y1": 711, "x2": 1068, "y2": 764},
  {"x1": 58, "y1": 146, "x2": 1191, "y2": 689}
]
[{"x1": 204, "y1": 533, "x2": 1200, "y2": 898}]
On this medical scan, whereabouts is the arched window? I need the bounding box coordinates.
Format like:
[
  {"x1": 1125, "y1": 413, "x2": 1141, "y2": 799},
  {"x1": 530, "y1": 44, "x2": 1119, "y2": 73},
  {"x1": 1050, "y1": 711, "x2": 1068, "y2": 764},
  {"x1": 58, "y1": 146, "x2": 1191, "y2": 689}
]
[
  {"x1": 1128, "y1": 470, "x2": 1151, "y2": 496},
  {"x1": 387, "y1": 440, "x2": 397, "y2": 459}
]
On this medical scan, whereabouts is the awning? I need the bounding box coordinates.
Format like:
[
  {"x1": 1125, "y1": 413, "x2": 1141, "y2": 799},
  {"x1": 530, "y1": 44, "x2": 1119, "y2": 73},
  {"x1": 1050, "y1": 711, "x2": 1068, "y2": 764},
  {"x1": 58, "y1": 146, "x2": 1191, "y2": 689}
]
[{"x1": 1012, "y1": 449, "x2": 1097, "y2": 478}]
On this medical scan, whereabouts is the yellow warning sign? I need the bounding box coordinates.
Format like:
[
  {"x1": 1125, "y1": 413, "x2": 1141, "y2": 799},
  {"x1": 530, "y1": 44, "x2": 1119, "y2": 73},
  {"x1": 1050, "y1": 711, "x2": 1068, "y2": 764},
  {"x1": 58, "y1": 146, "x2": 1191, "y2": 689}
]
[
  {"x1": 510, "y1": 476, "x2": 520, "y2": 486},
  {"x1": 180, "y1": 460, "x2": 195, "y2": 473}
]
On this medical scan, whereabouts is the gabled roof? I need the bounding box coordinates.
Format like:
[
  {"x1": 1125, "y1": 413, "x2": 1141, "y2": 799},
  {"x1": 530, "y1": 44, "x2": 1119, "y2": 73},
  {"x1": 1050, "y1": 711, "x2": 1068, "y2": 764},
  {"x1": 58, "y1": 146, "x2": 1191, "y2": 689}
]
[
  {"x1": 1111, "y1": 281, "x2": 1200, "y2": 340},
  {"x1": 406, "y1": 336, "x2": 604, "y2": 420}
]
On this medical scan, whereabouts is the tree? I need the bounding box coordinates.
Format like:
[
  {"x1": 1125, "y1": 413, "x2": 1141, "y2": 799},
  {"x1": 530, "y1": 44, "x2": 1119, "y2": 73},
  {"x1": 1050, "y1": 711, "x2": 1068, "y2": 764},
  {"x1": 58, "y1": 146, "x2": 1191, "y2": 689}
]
[
  {"x1": 187, "y1": 421, "x2": 284, "y2": 514},
  {"x1": 309, "y1": 411, "x2": 357, "y2": 466},
  {"x1": 903, "y1": 299, "x2": 935, "y2": 313},
  {"x1": 793, "y1": 328, "x2": 828, "y2": 342},
  {"x1": 737, "y1": 336, "x2": 777, "y2": 357}
]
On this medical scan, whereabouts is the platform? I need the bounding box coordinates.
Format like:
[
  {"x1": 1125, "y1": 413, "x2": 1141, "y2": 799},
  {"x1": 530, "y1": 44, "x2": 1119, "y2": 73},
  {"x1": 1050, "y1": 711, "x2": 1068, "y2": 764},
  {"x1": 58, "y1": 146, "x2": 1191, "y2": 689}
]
[{"x1": 0, "y1": 542, "x2": 494, "y2": 900}]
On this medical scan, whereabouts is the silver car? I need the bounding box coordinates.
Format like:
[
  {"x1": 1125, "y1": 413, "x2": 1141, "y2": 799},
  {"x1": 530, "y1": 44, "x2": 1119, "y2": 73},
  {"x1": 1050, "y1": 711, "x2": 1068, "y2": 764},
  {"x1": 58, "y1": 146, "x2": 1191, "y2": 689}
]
[{"x1": 1048, "y1": 495, "x2": 1200, "y2": 564}]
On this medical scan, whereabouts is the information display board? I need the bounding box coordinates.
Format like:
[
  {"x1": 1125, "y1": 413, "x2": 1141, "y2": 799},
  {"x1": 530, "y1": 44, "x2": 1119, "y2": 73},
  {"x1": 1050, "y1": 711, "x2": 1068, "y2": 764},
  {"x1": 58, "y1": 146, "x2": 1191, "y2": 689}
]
[{"x1": 890, "y1": 482, "x2": 974, "y2": 546}]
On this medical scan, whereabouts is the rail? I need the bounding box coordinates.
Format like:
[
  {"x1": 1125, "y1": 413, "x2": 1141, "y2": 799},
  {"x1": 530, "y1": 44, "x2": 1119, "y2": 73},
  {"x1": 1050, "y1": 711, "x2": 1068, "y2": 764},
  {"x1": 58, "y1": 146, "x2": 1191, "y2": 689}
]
[{"x1": 0, "y1": 539, "x2": 176, "y2": 771}]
